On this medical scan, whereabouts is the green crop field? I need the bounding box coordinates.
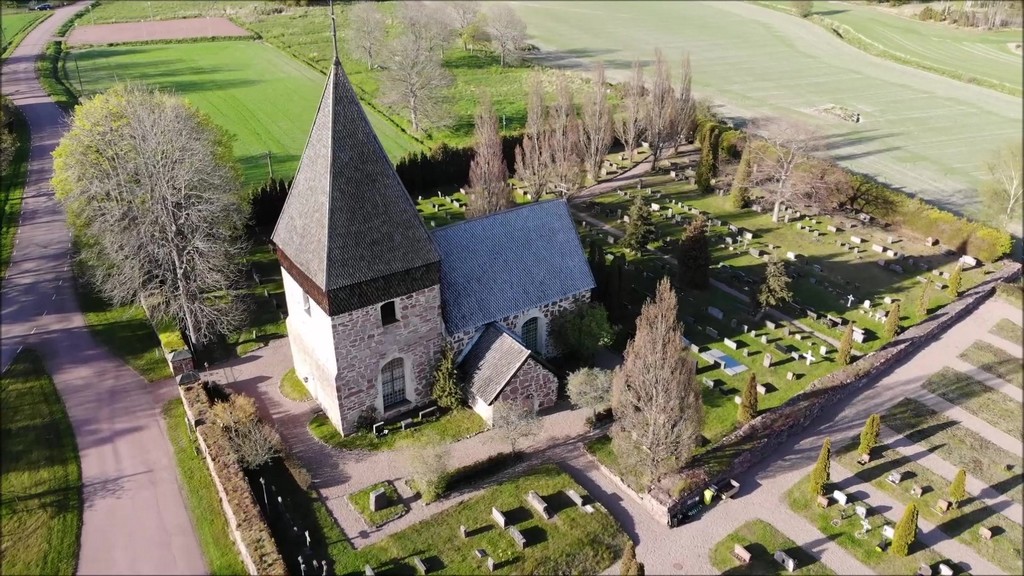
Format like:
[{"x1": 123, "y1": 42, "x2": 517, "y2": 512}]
[
  {"x1": 65, "y1": 40, "x2": 424, "y2": 185},
  {"x1": 506, "y1": 0, "x2": 1023, "y2": 224}
]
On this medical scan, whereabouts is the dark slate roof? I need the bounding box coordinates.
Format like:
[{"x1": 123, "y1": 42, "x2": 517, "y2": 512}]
[
  {"x1": 272, "y1": 59, "x2": 439, "y2": 315},
  {"x1": 459, "y1": 324, "x2": 530, "y2": 405},
  {"x1": 432, "y1": 200, "x2": 595, "y2": 334}
]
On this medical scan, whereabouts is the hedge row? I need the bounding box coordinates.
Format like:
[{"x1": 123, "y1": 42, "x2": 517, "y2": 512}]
[
  {"x1": 395, "y1": 136, "x2": 524, "y2": 195},
  {"x1": 36, "y1": 42, "x2": 79, "y2": 112}
]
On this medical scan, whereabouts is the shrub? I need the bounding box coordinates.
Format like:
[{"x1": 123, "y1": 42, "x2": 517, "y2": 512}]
[
  {"x1": 718, "y1": 129, "x2": 744, "y2": 160},
  {"x1": 431, "y1": 343, "x2": 463, "y2": 409},
  {"x1": 858, "y1": 414, "x2": 880, "y2": 457},
  {"x1": 439, "y1": 451, "x2": 521, "y2": 495},
  {"x1": 621, "y1": 539, "x2": 638, "y2": 575},
  {"x1": 567, "y1": 367, "x2": 613, "y2": 414},
  {"x1": 793, "y1": 0, "x2": 813, "y2": 18},
  {"x1": 355, "y1": 406, "x2": 378, "y2": 432},
  {"x1": 891, "y1": 503, "x2": 919, "y2": 557},
  {"x1": 585, "y1": 407, "x2": 614, "y2": 430},
  {"x1": 550, "y1": 303, "x2": 615, "y2": 364},
  {"x1": 883, "y1": 302, "x2": 901, "y2": 340},
  {"x1": 948, "y1": 265, "x2": 962, "y2": 297},
  {"x1": 949, "y1": 469, "x2": 967, "y2": 508},
  {"x1": 837, "y1": 324, "x2": 853, "y2": 366},
  {"x1": 622, "y1": 197, "x2": 656, "y2": 252},
  {"x1": 406, "y1": 440, "x2": 450, "y2": 503},
  {"x1": 737, "y1": 373, "x2": 758, "y2": 425}
]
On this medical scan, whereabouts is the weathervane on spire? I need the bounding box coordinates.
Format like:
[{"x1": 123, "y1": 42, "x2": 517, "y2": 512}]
[{"x1": 329, "y1": 0, "x2": 340, "y2": 64}]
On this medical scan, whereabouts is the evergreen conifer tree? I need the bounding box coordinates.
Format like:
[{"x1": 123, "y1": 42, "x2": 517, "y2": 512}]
[
  {"x1": 890, "y1": 503, "x2": 919, "y2": 557},
  {"x1": 622, "y1": 197, "x2": 656, "y2": 253},
  {"x1": 730, "y1": 144, "x2": 752, "y2": 209},
  {"x1": 605, "y1": 255, "x2": 625, "y2": 324},
  {"x1": 916, "y1": 283, "x2": 930, "y2": 318},
  {"x1": 949, "y1": 469, "x2": 967, "y2": 508},
  {"x1": 695, "y1": 126, "x2": 719, "y2": 194},
  {"x1": 431, "y1": 343, "x2": 463, "y2": 409},
  {"x1": 948, "y1": 264, "x2": 963, "y2": 297},
  {"x1": 837, "y1": 323, "x2": 853, "y2": 366},
  {"x1": 758, "y1": 259, "x2": 793, "y2": 309},
  {"x1": 738, "y1": 373, "x2": 758, "y2": 425},
  {"x1": 883, "y1": 302, "x2": 901, "y2": 340},
  {"x1": 809, "y1": 437, "x2": 831, "y2": 496},
  {"x1": 676, "y1": 216, "x2": 711, "y2": 289},
  {"x1": 858, "y1": 414, "x2": 881, "y2": 457}
]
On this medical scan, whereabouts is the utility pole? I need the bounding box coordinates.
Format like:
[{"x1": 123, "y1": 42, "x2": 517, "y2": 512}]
[
  {"x1": 73, "y1": 54, "x2": 83, "y2": 94},
  {"x1": 266, "y1": 150, "x2": 274, "y2": 180}
]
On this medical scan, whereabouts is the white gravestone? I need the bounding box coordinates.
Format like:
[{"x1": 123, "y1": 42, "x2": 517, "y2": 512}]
[
  {"x1": 850, "y1": 236, "x2": 863, "y2": 244},
  {"x1": 832, "y1": 490, "x2": 848, "y2": 506},
  {"x1": 856, "y1": 505, "x2": 867, "y2": 519},
  {"x1": 881, "y1": 525, "x2": 895, "y2": 540},
  {"x1": 724, "y1": 338, "x2": 738, "y2": 350},
  {"x1": 707, "y1": 306, "x2": 724, "y2": 320}
]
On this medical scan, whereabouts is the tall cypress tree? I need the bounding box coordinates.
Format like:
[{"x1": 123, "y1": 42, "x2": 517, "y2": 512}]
[
  {"x1": 738, "y1": 373, "x2": 758, "y2": 425},
  {"x1": 695, "y1": 126, "x2": 718, "y2": 194},
  {"x1": 890, "y1": 503, "x2": 919, "y2": 557},
  {"x1": 948, "y1": 264, "x2": 963, "y2": 297},
  {"x1": 730, "y1": 144, "x2": 752, "y2": 209},
  {"x1": 949, "y1": 469, "x2": 967, "y2": 508},
  {"x1": 622, "y1": 197, "x2": 656, "y2": 253},
  {"x1": 809, "y1": 437, "x2": 831, "y2": 497},
  {"x1": 837, "y1": 323, "x2": 853, "y2": 366},
  {"x1": 676, "y1": 215, "x2": 711, "y2": 289},
  {"x1": 857, "y1": 414, "x2": 881, "y2": 457},
  {"x1": 883, "y1": 302, "x2": 901, "y2": 340},
  {"x1": 916, "y1": 283, "x2": 930, "y2": 318}
]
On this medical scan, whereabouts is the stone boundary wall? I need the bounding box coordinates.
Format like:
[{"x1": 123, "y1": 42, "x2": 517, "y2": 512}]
[
  {"x1": 178, "y1": 384, "x2": 287, "y2": 575},
  {"x1": 643, "y1": 262, "x2": 1021, "y2": 525},
  {"x1": 580, "y1": 446, "x2": 671, "y2": 525}
]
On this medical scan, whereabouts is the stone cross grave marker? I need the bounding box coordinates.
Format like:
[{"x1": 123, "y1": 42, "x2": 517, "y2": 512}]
[
  {"x1": 847, "y1": 294, "x2": 855, "y2": 307},
  {"x1": 804, "y1": 351, "x2": 816, "y2": 366}
]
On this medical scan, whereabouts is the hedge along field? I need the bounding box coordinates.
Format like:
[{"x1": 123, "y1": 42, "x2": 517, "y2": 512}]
[
  {"x1": 506, "y1": 0, "x2": 1023, "y2": 225},
  {"x1": 64, "y1": 40, "x2": 424, "y2": 186}
]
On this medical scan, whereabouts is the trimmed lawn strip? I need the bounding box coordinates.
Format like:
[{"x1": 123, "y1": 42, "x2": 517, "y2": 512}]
[
  {"x1": 333, "y1": 465, "x2": 624, "y2": 575},
  {"x1": 836, "y1": 441, "x2": 1023, "y2": 575},
  {"x1": 162, "y1": 399, "x2": 247, "y2": 575},
  {"x1": 228, "y1": 242, "x2": 287, "y2": 357},
  {"x1": 346, "y1": 481, "x2": 406, "y2": 527},
  {"x1": 785, "y1": 475, "x2": 945, "y2": 575},
  {"x1": 884, "y1": 397, "x2": 1022, "y2": 505},
  {"x1": 709, "y1": 518, "x2": 836, "y2": 575},
  {"x1": 995, "y1": 282, "x2": 1023, "y2": 309},
  {"x1": 989, "y1": 318, "x2": 1023, "y2": 347},
  {"x1": 279, "y1": 368, "x2": 311, "y2": 402},
  {"x1": 0, "y1": 349, "x2": 82, "y2": 575},
  {"x1": 958, "y1": 340, "x2": 1023, "y2": 389},
  {"x1": 0, "y1": 99, "x2": 28, "y2": 287},
  {"x1": 922, "y1": 367, "x2": 1022, "y2": 439},
  {"x1": 309, "y1": 408, "x2": 486, "y2": 452}
]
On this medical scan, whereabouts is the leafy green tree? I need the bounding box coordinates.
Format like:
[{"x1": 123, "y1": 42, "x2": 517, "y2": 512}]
[
  {"x1": 550, "y1": 303, "x2": 615, "y2": 363},
  {"x1": 0, "y1": 96, "x2": 18, "y2": 175},
  {"x1": 622, "y1": 197, "x2": 656, "y2": 252},
  {"x1": 757, "y1": 259, "x2": 793, "y2": 309},
  {"x1": 738, "y1": 373, "x2": 758, "y2": 425},
  {"x1": 890, "y1": 503, "x2": 919, "y2": 557},
  {"x1": 949, "y1": 469, "x2": 967, "y2": 508},
  {"x1": 567, "y1": 367, "x2": 613, "y2": 416},
  {"x1": 730, "y1": 144, "x2": 752, "y2": 209},
  {"x1": 883, "y1": 302, "x2": 901, "y2": 340},
  {"x1": 837, "y1": 323, "x2": 853, "y2": 366},
  {"x1": 858, "y1": 414, "x2": 881, "y2": 457},
  {"x1": 793, "y1": 0, "x2": 813, "y2": 18},
  {"x1": 809, "y1": 437, "x2": 831, "y2": 496},
  {"x1": 948, "y1": 264, "x2": 963, "y2": 297},
  {"x1": 916, "y1": 283, "x2": 930, "y2": 317},
  {"x1": 431, "y1": 343, "x2": 463, "y2": 409},
  {"x1": 676, "y1": 216, "x2": 711, "y2": 289}
]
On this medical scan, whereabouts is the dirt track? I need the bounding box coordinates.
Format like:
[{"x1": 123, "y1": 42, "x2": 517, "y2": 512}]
[{"x1": 67, "y1": 17, "x2": 249, "y2": 46}]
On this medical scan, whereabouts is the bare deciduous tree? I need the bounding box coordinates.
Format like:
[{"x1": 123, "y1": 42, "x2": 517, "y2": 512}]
[
  {"x1": 580, "y1": 63, "x2": 614, "y2": 183},
  {"x1": 492, "y1": 400, "x2": 539, "y2": 455},
  {"x1": 379, "y1": 32, "x2": 454, "y2": 133},
  {"x1": 643, "y1": 48, "x2": 679, "y2": 169},
  {"x1": 980, "y1": 142, "x2": 1023, "y2": 228},
  {"x1": 615, "y1": 60, "x2": 646, "y2": 163},
  {"x1": 398, "y1": 1, "x2": 456, "y2": 58},
  {"x1": 405, "y1": 437, "x2": 450, "y2": 501},
  {"x1": 611, "y1": 278, "x2": 702, "y2": 486},
  {"x1": 486, "y1": 4, "x2": 527, "y2": 67},
  {"x1": 676, "y1": 52, "x2": 696, "y2": 144},
  {"x1": 211, "y1": 394, "x2": 281, "y2": 470},
  {"x1": 548, "y1": 74, "x2": 583, "y2": 198},
  {"x1": 747, "y1": 117, "x2": 823, "y2": 222},
  {"x1": 445, "y1": 0, "x2": 482, "y2": 50},
  {"x1": 345, "y1": 1, "x2": 387, "y2": 69},
  {"x1": 467, "y1": 95, "x2": 512, "y2": 217},
  {"x1": 514, "y1": 74, "x2": 553, "y2": 199},
  {"x1": 52, "y1": 83, "x2": 246, "y2": 346}
]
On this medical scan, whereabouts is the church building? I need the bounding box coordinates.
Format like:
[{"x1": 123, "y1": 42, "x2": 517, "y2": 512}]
[{"x1": 272, "y1": 55, "x2": 594, "y2": 434}]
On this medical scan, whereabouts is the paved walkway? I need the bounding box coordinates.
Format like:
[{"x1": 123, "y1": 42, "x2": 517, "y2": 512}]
[{"x1": 0, "y1": 3, "x2": 205, "y2": 573}]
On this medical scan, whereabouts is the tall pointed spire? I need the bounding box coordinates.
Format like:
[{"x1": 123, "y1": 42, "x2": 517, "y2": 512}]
[{"x1": 329, "y1": 0, "x2": 340, "y2": 64}]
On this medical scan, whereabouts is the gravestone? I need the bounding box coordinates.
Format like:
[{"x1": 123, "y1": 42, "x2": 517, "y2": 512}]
[
  {"x1": 886, "y1": 249, "x2": 898, "y2": 258},
  {"x1": 850, "y1": 236, "x2": 863, "y2": 244},
  {"x1": 743, "y1": 231, "x2": 754, "y2": 240},
  {"x1": 731, "y1": 318, "x2": 738, "y2": 328},
  {"x1": 959, "y1": 255, "x2": 978, "y2": 268},
  {"x1": 862, "y1": 300, "x2": 871, "y2": 309},
  {"x1": 760, "y1": 335, "x2": 768, "y2": 345},
  {"x1": 881, "y1": 525, "x2": 895, "y2": 540},
  {"x1": 872, "y1": 244, "x2": 885, "y2": 253},
  {"x1": 935, "y1": 499, "x2": 951, "y2": 514},
  {"x1": 787, "y1": 371, "x2": 795, "y2": 381},
  {"x1": 707, "y1": 306, "x2": 724, "y2": 320},
  {"x1": 832, "y1": 490, "x2": 848, "y2": 506},
  {"x1": 365, "y1": 566, "x2": 376, "y2": 576},
  {"x1": 887, "y1": 471, "x2": 903, "y2": 485},
  {"x1": 816, "y1": 495, "x2": 830, "y2": 508},
  {"x1": 750, "y1": 248, "x2": 762, "y2": 258},
  {"x1": 911, "y1": 485, "x2": 923, "y2": 498},
  {"x1": 706, "y1": 326, "x2": 719, "y2": 338},
  {"x1": 884, "y1": 296, "x2": 893, "y2": 305},
  {"x1": 827, "y1": 225, "x2": 839, "y2": 233},
  {"x1": 567, "y1": 490, "x2": 585, "y2": 508},
  {"x1": 774, "y1": 551, "x2": 796, "y2": 573},
  {"x1": 852, "y1": 330, "x2": 866, "y2": 344},
  {"x1": 786, "y1": 251, "x2": 798, "y2": 261},
  {"x1": 766, "y1": 320, "x2": 777, "y2": 330},
  {"x1": 413, "y1": 556, "x2": 428, "y2": 575},
  {"x1": 819, "y1": 345, "x2": 828, "y2": 356},
  {"x1": 756, "y1": 384, "x2": 768, "y2": 395},
  {"x1": 526, "y1": 490, "x2": 551, "y2": 520},
  {"x1": 724, "y1": 338, "x2": 738, "y2": 350},
  {"x1": 460, "y1": 524, "x2": 468, "y2": 538},
  {"x1": 507, "y1": 526, "x2": 527, "y2": 550},
  {"x1": 938, "y1": 564, "x2": 954, "y2": 576},
  {"x1": 925, "y1": 237, "x2": 937, "y2": 246},
  {"x1": 370, "y1": 488, "x2": 388, "y2": 512},
  {"x1": 856, "y1": 505, "x2": 867, "y2": 519},
  {"x1": 763, "y1": 354, "x2": 773, "y2": 368},
  {"x1": 491, "y1": 507, "x2": 507, "y2": 529},
  {"x1": 979, "y1": 526, "x2": 993, "y2": 541},
  {"x1": 734, "y1": 395, "x2": 743, "y2": 405}
]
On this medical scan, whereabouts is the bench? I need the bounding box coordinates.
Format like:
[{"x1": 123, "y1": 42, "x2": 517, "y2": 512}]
[
  {"x1": 413, "y1": 556, "x2": 428, "y2": 575},
  {"x1": 418, "y1": 406, "x2": 438, "y2": 421},
  {"x1": 731, "y1": 543, "x2": 752, "y2": 564},
  {"x1": 507, "y1": 526, "x2": 527, "y2": 550},
  {"x1": 491, "y1": 507, "x2": 507, "y2": 529},
  {"x1": 401, "y1": 418, "x2": 415, "y2": 431},
  {"x1": 526, "y1": 490, "x2": 551, "y2": 520}
]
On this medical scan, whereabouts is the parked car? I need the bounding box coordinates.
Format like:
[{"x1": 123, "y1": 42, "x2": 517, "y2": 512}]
[{"x1": 34, "y1": 3, "x2": 53, "y2": 10}]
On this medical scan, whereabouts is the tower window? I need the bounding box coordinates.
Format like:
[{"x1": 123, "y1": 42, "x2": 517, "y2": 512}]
[
  {"x1": 302, "y1": 292, "x2": 311, "y2": 315},
  {"x1": 380, "y1": 301, "x2": 398, "y2": 326}
]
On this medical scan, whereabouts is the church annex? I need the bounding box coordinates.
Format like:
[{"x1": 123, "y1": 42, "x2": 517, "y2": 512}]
[{"x1": 272, "y1": 55, "x2": 594, "y2": 434}]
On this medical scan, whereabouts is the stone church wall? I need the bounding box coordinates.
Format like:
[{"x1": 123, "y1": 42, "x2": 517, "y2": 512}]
[
  {"x1": 332, "y1": 284, "x2": 444, "y2": 433},
  {"x1": 494, "y1": 357, "x2": 558, "y2": 412}
]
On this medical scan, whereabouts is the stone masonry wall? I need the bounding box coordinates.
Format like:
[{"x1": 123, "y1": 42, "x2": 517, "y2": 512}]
[
  {"x1": 494, "y1": 357, "x2": 559, "y2": 411},
  {"x1": 333, "y1": 284, "x2": 444, "y2": 434}
]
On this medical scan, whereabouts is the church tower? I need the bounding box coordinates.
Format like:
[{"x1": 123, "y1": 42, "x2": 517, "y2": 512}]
[{"x1": 272, "y1": 53, "x2": 443, "y2": 434}]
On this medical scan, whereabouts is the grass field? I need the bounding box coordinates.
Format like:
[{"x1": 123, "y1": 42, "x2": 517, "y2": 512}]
[
  {"x1": 65, "y1": 40, "x2": 423, "y2": 185},
  {"x1": 0, "y1": 350, "x2": 82, "y2": 575},
  {"x1": 709, "y1": 519, "x2": 836, "y2": 575},
  {"x1": 309, "y1": 408, "x2": 486, "y2": 452},
  {"x1": 759, "y1": 0, "x2": 1022, "y2": 95},
  {"x1": 922, "y1": 367, "x2": 1022, "y2": 440},
  {"x1": 957, "y1": 340, "x2": 1023, "y2": 388},
  {"x1": 989, "y1": 318, "x2": 1023, "y2": 347},
  {"x1": 162, "y1": 399, "x2": 247, "y2": 575},
  {"x1": 836, "y1": 441, "x2": 1023, "y2": 575},
  {"x1": 1, "y1": 7, "x2": 47, "y2": 56},
  {"x1": 506, "y1": 0, "x2": 1023, "y2": 223}
]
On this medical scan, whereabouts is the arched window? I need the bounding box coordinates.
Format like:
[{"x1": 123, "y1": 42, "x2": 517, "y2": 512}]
[
  {"x1": 381, "y1": 358, "x2": 406, "y2": 408},
  {"x1": 521, "y1": 317, "x2": 540, "y2": 354}
]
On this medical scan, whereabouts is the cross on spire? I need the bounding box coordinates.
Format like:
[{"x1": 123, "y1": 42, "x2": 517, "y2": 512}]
[{"x1": 329, "y1": 0, "x2": 340, "y2": 64}]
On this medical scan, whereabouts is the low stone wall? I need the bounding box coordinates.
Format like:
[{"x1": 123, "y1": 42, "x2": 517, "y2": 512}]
[
  {"x1": 178, "y1": 384, "x2": 287, "y2": 575},
  {"x1": 649, "y1": 262, "x2": 1022, "y2": 525},
  {"x1": 581, "y1": 446, "x2": 670, "y2": 525}
]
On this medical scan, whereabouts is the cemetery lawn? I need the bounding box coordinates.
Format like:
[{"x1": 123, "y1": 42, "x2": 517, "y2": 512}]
[
  {"x1": 785, "y1": 475, "x2": 944, "y2": 575},
  {"x1": 957, "y1": 340, "x2": 1023, "y2": 389},
  {"x1": 0, "y1": 99, "x2": 28, "y2": 287},
  {"x1": 989, "y1": 318, "x2": 1023, "y2": 347},
  {"x1": 228, "y1": 242, "x2": 287, "y2": 357},
  {"x1": 584, "y1": 435, "x2": 639, "y2": 491},
  {"x1": 64, "y1": 40, "x2": 423, "y2": 186},
  {"x1": 0, "y1": 8, "x2": 47, "y2": 57},
  {"x1": 883, "y1": 398, "x2": 1022, "y2": 505},
  {"x1": 162, "y1": 399, "x2": 247, "y2": 575},
  {"x1": 347, "y1": 481, "x2": 406, "y2": 528},
  {"x1": 279, "y1": 368, "x2": 311, "y2": 402},
  {"x1": 309, "y1": 408, "x2": 486, "y2": 452},
  {"x1": 709, "y1": 518, "x2": 836, "y2": 575},
  {"x1": 0, "y1": 350, "x2": 82, "y2": 576},
  {"x1": 922, "y1": 367, "x2": 1022, "y2": 439},
  {"x1": 836, "y1": 441, "x2": 1023, "y2": 574},
  {"x1": 332, "y1": 464, "x2": 624, "y2": 575},
  {"x1": 995, "y1": 282, "x2": 1023, "y2": 309}
]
